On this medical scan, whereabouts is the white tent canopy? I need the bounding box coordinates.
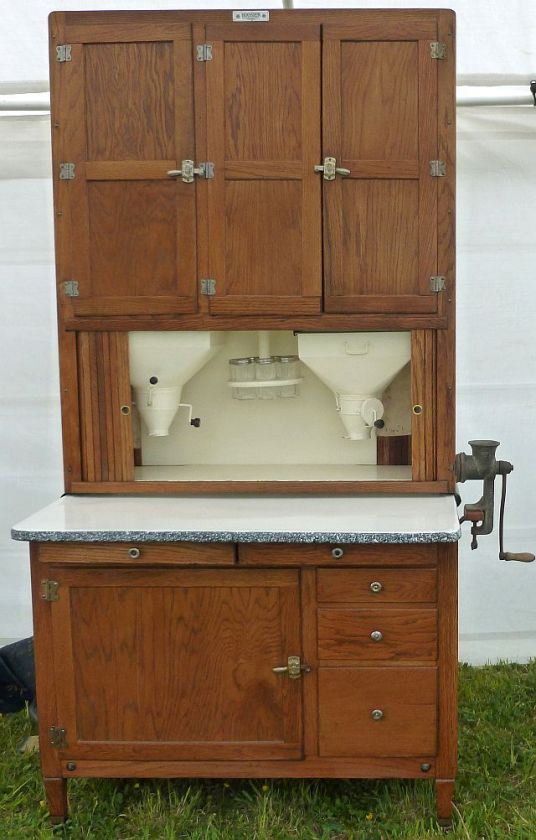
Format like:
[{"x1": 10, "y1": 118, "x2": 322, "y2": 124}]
[{"x1": 1, "y1": 1, "x2": 536, "y2": 663}]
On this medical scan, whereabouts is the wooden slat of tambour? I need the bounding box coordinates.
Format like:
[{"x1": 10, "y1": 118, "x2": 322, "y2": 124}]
[
  {"x1": 436, "y1": 10, "x2": 456, "y2": 489},
  {"x1": 411, "y1": 331, "x2": 425, "y2": 481},
  {"x1": 58, "y1": 331, "x2": 82, "y2": 488},
  {"x1": 115, "y1": 333, "x2": 135, "y2": 482},
  {"x1": 100, "y1": 333, "x2": 116, "y2": 481},
  {"x1": 418, "y1": 38, "x2": 438, "y2": 298},
  {"x1": 76, "y1": 333, "x2": 95, "y2": 482}
]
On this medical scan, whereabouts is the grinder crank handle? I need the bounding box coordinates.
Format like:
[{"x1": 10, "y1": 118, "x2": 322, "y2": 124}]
[{"x1": 498, "y1": 471, "x2": 535, "y2": 563}]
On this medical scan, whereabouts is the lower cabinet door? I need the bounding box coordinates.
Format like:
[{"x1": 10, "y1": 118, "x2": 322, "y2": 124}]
[
  {"x1": 49, "y1": 567, "x2": 303, "y2": 760},
  {"x1": 318, "y1": 667, "x2": 437, "y2": 757}
]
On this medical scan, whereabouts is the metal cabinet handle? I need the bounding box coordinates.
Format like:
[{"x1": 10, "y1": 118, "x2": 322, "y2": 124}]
[
  {"x1": 314, "y1": 157, "x2": 351, "y2": 181},
  {"x1": 331, "y1": 547, "x2": 344, "y2": 559},
  {"x1": 128, "y1": 547, "x2": 141, "y2": 559},
  {"x1": 369, "y1": 581, "x2": 383, "y2": 593},
  {"x1": 371, "y1": 709, "x2": 384, "y2": 721},
  {"x1": 370, "y1": 630, "x2": 383, "y2": 642},
  {"x1": 335, "y1": 166, "x2": 351, "y2": 176},
  {"x1": 167, "y1": 160, "x2": 204, "y2": 183}
]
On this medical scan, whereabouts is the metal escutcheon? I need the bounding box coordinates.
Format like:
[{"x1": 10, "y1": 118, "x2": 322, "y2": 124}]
[
  {"x1": 128, "y1": 547, "x2": 141, "y2": 559},
  {"x1": 371, "y1": 709, "x2": 384, "y2": 721},
  {"x1": 331, "y1": 547, "x2": 344, "y2": 559},
  {"x1": 369, "y1": 581, "x2": 383, "y2": 593},
  {"x1": 370, "y1": 630, "x2": 383, "y2": 642}
]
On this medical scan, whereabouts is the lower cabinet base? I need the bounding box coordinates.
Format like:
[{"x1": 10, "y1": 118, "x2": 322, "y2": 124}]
[{"x1": 44, "y1": 761, "x2": 454, "y2": 826}]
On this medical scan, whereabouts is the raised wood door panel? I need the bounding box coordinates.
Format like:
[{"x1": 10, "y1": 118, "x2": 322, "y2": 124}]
[
  {"x1": 322, "y1": 23, "x2": 438, "y2": 314},
  {"x1": 205, "y1": 24, "x2": 322, "y2": 314},
  {"x1": 49, "y1": 568, "x2": 303, "y2": 760},
  {"x1": 318, "y1": 667, "x2": 437, "y2": 756},
  {"x1": 58, "y1": 26, "x2": 198, "y2": 317}
]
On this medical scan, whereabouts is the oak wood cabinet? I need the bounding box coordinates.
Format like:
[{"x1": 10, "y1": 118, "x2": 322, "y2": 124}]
[
  {"x1": 32, "y1": 540, "x2": 457, "y2": 825},
  {"x1": 34, "y1": 5, "x2": 458, "y2": 829}
]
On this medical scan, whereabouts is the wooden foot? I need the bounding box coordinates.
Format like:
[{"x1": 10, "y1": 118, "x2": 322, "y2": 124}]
[
  {"x1": 435, "y1": 779, "x2": 455, "y2": 826},
  {"x1": 44, "y1": 777, "x2": 68, "y2": 824}
]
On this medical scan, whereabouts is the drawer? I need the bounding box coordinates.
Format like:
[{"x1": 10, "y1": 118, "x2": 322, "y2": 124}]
[
  {"x1": 37, "y1": 542, "x2": 236, "y2": 566},
  {"x1": 317, "y1": 568, "x2": 437, "y2": 604},
  {"x1": 317, "y1": 608, "x2": 437, "y2": 661},
  {"x1": 318, "y1": 667, "x2": 437, "y2": 757},
  {"x1": 238, "y1": 543, "x2": 437, "y2": 567}
]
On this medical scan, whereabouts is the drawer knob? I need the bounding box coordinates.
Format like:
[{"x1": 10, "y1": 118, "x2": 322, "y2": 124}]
[
  {"x1": 369, "y1": 581, "x2": 383, "y2": 593},
  {"x1": 331, "y1": 547, "x2": 344, "y2": 559},
  {"x1": 370, "y1": 630, "x2": 383, "y2": 642},
  {"x1": 128, "y1": 547, "x2": 141, "y2": 559},
  {"x1": 371, "y1": 709, "x2": 384, "y2": 721}
]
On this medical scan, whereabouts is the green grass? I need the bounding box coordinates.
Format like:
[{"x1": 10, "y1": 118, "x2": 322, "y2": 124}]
[{"x1": 1, "y1": 662, "x2": 535, "y2": 839}]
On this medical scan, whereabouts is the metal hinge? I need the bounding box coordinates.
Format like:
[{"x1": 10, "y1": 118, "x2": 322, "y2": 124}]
[
  {"x1": 49, "y1": 726, "x2": 67, "y2": 749},
  {"x1": 200, "y1": 279, "x2": 216, "y2": 296},
  {"x1": 430, "y1": 160, "x2": 447, "y2": 177},
  {"x1": 56, "y1": 44, "x2": 72, "y2": 63},
  {"x1": 199, "y1": 162, "x2": 215, "y2": 179},
  {"x1": 41, "y1": 580, "x2": 59, "y2": 601},
  {"x1": 430, "y1": 41, "x2": 447, "y2": 60},
  {"x1": 63, "y1": 280, "x2": 79, "y2": 297},
  {"x1": 59, "y1": 162, "x2": 75, "y2": 180},
  {"x1": 196, "y1": 44, "x2": 213, "y2": 62},
  {"x1": 430, "y1": 275, "x2": 446, "y2": 292}
]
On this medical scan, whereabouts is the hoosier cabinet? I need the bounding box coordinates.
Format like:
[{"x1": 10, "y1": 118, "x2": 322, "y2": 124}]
[{"x1": 11, "y1": 6, "x2": 470, "y2": 826}]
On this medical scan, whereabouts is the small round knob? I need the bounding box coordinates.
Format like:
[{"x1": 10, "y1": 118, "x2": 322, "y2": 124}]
[
  {"x1": 331, "y1": 547, "x2": 344, "y2": 559},
  {"x1": 370, "y1": 630, "x2": 383, "y2": 642},
  {"x1": 120, "y1": 405, "x2": 131, "y2": 415},
  {"x1": 67, "y1": 761, "x2": 77, "y2": 771},
  {"x1": 369, "y1": 581, "x2": 383, "y2": 594},
  {"x1": 371, "y1": 709, "x2": 384, "y2": 721},
  {"x1": 412, "y1": 404, "x2": 423, "y2": 415},
  {"x1": 128, "y1": 547, "x2": 141, "y2": 559},
  {"x1": 421, "y1": 763, "x2": 432, "y2": 772}
]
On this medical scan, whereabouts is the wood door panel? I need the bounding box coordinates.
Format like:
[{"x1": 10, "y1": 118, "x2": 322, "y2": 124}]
[
  {"x1": 323, "y1": 31, "x2": 438, "y2": 314},
  {"x1": 318, "y1": 667, "x2": 437, "y2": 756},
  {"x1": 224, "y1": 181, "x2": 303, "y2": 297},
  {"x1": 206, "y1": 28, "x2": 321, "y2": 313},
  {"x1": 86, "y1": 182, "x2": 178, "y2": 298},
  {"x1": 224, "y1": 42, "x2": 303, "y2": 162},
  {"x1": 51, "y1": 568, "x2": 303, "y2": 760},
  {"x1": 85, "y1": 42, "x2": 175, "y2": 161},
  {"x1": 60, "y1": 31, "x2": 197, "y2": 316},
  {"x1": 337, "y1": 179, "x2": 419, "y2": 297},
  {"x1": 317, "y1": 608, "x2": 437, "y2": 661},
  {"x1": 341, "y1": 42, "x2": 418, "y2": 161}
]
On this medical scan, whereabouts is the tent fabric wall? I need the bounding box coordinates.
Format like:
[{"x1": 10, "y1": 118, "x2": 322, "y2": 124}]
[{"x1": 0, "y1": 2, "x2": 535, "y2": 662}]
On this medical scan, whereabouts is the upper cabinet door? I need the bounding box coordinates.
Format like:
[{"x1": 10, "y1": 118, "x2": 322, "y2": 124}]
[
  {"x1": 59, "y1": 24, "x2": 197, "y2": 316},
  {"x1": 322, "y1": 18, "x2": 439, "y2": 314},
  {"x1": 204, "y1": 24, "x2": 322, "y2": 315}
]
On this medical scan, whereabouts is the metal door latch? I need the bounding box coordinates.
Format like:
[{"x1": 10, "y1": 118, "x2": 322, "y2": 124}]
[
  {"x1": 272, "y1": 655, "x2": 311, "y2": 679},
  {"x1": 314, "y1": 157, "x2": 351, "y2": 181},
  {"x1": 167, "y1": 161, "x2": 214, "y2": 183}
]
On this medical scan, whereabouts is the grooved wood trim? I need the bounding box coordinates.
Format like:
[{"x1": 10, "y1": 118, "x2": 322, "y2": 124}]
[
  {"x1": 77, "y1": 332, "x2": 134, "y2": 482},
  {"x1": 412, "y1": 330, "x2": 436, "y2": 481}
]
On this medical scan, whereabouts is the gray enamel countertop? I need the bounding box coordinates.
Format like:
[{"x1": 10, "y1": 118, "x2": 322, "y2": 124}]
[{"x1": 12, "y1": 495, "x2": 461, "y2": 544}]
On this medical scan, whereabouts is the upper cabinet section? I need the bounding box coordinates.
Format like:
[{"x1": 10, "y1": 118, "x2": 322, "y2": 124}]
[{"x1": 51, "y1": 10, "x2": 454, "y2": 322}]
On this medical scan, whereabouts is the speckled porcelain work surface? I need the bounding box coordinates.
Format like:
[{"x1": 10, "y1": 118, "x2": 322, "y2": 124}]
[{"x1": 12, "y1": 495, "x2": 461, "y2": 544}]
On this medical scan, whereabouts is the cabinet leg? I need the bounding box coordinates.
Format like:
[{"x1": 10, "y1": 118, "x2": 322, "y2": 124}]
[
  {"x1": 435, "y1": 779, "x2": 455, "y2": 827},
  {"x1": 44, "y1": 777, "x2": 68, "y2": 824}
]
